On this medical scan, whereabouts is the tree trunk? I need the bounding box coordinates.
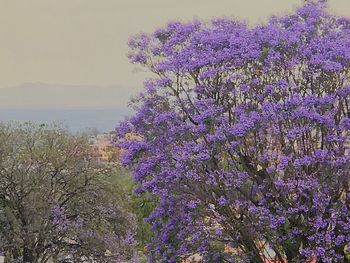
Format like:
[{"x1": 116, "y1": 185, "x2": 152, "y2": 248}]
[
  {"x1": 241, "y1": 238, "x2": 265, "y2": 263},
  {"x1": 23, "y1": 247, "x2": 34, "y2": 263}
]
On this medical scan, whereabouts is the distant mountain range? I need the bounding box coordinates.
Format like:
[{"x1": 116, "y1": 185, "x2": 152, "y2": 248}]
[
  {"x1": 0, "y1": 108, "x2": 132, "y2": 133},
  {"x1": 0, "y1": 83, "x2": 138, "y2": 109},
  {"x1": 0, "y1": 83, "x2": 137, "y2": 132}
]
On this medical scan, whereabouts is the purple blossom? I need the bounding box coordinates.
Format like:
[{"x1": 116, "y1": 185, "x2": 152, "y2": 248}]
[{"x1": 116, "y1": 0, "x2": 350, "y2": 261}]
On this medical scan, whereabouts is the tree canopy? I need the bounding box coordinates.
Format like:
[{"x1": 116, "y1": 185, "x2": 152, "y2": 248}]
[
  {"x1": 117, "y1": 1, "x2": 350, "y2": 262},
  {"x1": 0, "y1": 123, "x2": 136, "y2": 263}
]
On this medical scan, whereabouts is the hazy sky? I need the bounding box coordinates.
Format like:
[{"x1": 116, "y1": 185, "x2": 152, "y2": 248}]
[{"x1": 0, "y1": 0, "x2": 350, "y2": 94}]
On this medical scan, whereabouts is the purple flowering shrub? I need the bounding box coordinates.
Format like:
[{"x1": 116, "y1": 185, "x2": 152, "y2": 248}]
[{"x1": 117, "y1": 1, "x2": 350, "y2": 262}]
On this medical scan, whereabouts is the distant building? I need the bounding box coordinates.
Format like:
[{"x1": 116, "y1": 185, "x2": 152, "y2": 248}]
[{"x1": 89, "y1": 132, "x2": 121, "y2": 163}]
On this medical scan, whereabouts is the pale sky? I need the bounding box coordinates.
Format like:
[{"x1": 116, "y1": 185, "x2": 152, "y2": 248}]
[{"x1": 0, "y1": 0, "x2": 349, "y2": 94}]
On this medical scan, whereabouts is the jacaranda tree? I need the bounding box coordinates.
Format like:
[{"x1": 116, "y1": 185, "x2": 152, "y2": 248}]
[{"x1": 116, "y1": 1, "x2": 350, "y2": 261}]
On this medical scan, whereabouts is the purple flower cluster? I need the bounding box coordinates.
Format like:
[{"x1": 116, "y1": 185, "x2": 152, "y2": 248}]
[{"x1": 117, "y1": 1, "x2": 350, "y2": 261}]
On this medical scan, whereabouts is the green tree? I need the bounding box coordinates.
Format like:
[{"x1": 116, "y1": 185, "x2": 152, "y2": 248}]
[
  {"x1": 110, "y1": 167, "x2": 156, "y2": 255},
  {"x1": 0, "y1": 122, "x2": 136, "y2": 263}
]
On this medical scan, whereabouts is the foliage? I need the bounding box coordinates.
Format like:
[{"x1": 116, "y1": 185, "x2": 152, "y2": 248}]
[
  {"x1": 0, "y1": 122, "x2": 136, "y2": 263},
  {"x1": 116, "y1": 1, "x2": 350, "y2": 262},
  {"x1": 109, "y1": 166, "x2": 156, "y2": 251}
]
